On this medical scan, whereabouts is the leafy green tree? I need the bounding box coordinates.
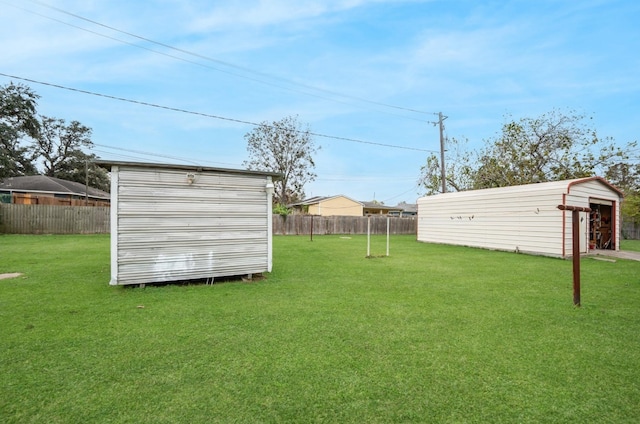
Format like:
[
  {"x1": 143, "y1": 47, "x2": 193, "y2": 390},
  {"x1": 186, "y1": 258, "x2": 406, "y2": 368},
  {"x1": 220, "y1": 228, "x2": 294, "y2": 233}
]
[
  {"x1": 55, "y1": 151, "x2": 111, "y2": 193},
  {"x1": 606, "y1": 162, "x2": 640, "y2": 224},
  {"x1": 605, "y1": 162, "x2": 639, "y2": 193},
  {"x1": 1, "y1": 83, "x2": 108, "y2": 191},
  {"x1": 0, "y1": 82, "x2": 40, "y2": 178},
  {"x1": 35, "y1": 116, "x2": 93, "y2": 177},
  {"x1": 31, "y1": 116, "x2": 109, "y2": 191},
  {"x1": 621, "y1": 193, "x2": 640, "y2": 225},
  {"x1": 243, "y1": 115, "x2": 319, "y2": 205},
  {"x1": 418, "y1": 137, "x2": 475, "y2": 195},
  {"x1": 473, "y1": 110, "x2": 635, "y2": 189}
]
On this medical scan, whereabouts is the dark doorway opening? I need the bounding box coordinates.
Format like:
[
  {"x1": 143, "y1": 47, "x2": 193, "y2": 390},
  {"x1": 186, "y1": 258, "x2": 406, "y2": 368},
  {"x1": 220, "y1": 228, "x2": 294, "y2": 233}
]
[{"x1": 589, "y1": 202, "x2": 614, "y2": 249}]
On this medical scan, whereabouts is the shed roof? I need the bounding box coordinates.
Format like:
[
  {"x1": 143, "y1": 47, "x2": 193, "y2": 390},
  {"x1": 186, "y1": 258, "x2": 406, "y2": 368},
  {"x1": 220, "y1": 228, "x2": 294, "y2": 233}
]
[
  {"x1": 418, "y1": 177, "x2": 624, "y2": 201},
  {"x1": 96, "y1": 160, "x2": 282, "y2": 179},
  {"x1": 0, "y1": 175, "x2": 110, "y2": 199}
]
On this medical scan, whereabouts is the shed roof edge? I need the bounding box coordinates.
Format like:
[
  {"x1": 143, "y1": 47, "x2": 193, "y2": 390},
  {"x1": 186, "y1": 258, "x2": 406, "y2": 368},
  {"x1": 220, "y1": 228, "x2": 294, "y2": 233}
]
[
  {"x1": 96, "y1": 160, "x2": 282, "y2": 179},
  {"x1": 566, "y1": 176, "x2": 624, "y2": 198}
]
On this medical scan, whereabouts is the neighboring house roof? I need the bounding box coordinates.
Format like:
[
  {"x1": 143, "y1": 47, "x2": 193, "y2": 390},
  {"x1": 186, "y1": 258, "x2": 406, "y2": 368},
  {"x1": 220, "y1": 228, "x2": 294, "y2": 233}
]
[
  {"x1": 0, "y1": 175, "x2": 110, "y2": 199},
  {"x1": 289, "y1": 195, "x2": 363, "y2": 207},
  {"x1": 290, "y1": 195, "x2": 412, "y2": 216},
  {"x1": 394, "y1": 201, "x2": 418, "y2": 214},
  {"x1": 361, "y1": 201, "x2": 403, "y2": 212},
  {"x1": 291, "y1": 196, "x2": 406, "y2": 212}
]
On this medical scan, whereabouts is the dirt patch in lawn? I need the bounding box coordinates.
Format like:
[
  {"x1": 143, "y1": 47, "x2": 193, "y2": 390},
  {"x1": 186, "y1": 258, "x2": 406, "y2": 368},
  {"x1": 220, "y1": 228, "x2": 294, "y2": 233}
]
[{"x1": 0, "y1": 273, "x2": 22, "y2": 280}]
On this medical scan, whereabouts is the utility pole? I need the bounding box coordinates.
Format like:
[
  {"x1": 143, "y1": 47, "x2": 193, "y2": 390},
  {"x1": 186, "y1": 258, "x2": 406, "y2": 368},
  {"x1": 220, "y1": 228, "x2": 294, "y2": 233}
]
[{"x1": 438, "y1": 112, "x2": 448, "y2": 193}]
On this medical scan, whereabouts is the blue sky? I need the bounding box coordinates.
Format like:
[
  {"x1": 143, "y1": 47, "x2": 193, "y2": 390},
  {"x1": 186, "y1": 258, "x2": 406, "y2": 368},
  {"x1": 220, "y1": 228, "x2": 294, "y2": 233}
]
[{"x1": 2, "y1": 0, "x2": 639, "y2": 204}]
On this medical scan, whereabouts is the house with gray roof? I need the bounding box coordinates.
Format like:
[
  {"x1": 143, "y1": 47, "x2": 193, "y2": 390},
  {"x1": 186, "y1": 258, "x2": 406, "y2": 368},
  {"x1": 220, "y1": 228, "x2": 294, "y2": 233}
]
[{"x1": 0, "y1": 175, "x2": 110, "y2": 206}]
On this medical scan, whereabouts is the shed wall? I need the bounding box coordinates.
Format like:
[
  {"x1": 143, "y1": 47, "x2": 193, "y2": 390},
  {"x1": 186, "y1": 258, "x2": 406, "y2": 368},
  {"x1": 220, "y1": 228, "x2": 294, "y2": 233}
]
[
  {"x1": 418, "y1": 185, "x2": 565, "y2": 256},
  {"x1": 110, "y1": 166, "x2": 272, "y2": 285},
  {"x1": 417, "y1": 179, "x2": 621, "y2": 257}
]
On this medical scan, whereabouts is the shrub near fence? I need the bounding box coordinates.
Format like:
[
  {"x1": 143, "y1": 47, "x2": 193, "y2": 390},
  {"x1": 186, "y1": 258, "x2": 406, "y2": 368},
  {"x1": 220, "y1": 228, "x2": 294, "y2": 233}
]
[
  {"x1": 0, "y1": 204, "x2": 110, "y2": 234},
  {"x1": 273, "y1": 214, "x2": 417, "y2": 236}
]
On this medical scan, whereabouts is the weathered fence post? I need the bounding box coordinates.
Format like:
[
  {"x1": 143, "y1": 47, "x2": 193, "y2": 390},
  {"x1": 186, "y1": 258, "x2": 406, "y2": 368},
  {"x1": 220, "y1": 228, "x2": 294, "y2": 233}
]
[{"x1": 557, "y1": 204, "x2": 592, "y2": 307}]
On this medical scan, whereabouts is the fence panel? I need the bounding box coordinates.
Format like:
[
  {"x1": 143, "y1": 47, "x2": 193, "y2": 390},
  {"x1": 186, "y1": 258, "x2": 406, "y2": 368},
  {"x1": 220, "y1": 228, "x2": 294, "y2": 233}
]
[
  {"x1": 0, "y1": 204, "x2": 110, "y2": 234},
  {"x1": 1, "y1": 205, "x2": 416, "y2": 236},
  {"x1": 622, "y1": 221, "x2": 640, "y2": 240},
  {"x1": 9, "y1": 193, "x2": 110, "y2": 206},
  {"x1": 273, "y1": 215, "x2": 417, "y2": 235}
]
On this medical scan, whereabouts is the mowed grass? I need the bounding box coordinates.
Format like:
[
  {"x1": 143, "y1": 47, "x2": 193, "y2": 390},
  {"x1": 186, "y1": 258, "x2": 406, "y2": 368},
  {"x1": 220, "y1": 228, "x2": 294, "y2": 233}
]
[
  {"x1": 621, "y1": 239, "x2": 640, "y2": 252},
  {"x1": 1, "y1": 234, "x2": 639, "y2": 423}
]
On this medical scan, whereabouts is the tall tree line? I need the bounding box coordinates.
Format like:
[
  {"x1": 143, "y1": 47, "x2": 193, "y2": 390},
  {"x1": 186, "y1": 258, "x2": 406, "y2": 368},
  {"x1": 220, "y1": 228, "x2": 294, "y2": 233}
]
[
  {"x1": 0, "y1": 82, "x2": 109, "y2": 191},
  {"x1": 418, "y1": 109, "x2": 639, "y2": 224}
]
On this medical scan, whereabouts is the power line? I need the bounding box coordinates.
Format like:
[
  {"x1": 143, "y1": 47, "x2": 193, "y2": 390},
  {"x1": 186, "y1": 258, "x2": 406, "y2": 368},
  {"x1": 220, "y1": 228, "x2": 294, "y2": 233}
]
[
  {"x1": 92, "y1": 144, "x2": 423, "y2": 203},
  {"x1": 91, "y1": 148, "x2": 155, "y2": 163},
  {"x1": 382, "y1": 184, "x2": 421, "y2": 203},
  {"x1": 92, "y1": 143, "x2": 201, "y2": 166},
  {"x1": 0, "y1": 72, "x2": 438, "y2": 153},
  {"x1": 92, "y1": 143, "x2": 242, "y2": 168},
  {"x1": 9, "y1": 0, "x2": 437, "y2": 122}
]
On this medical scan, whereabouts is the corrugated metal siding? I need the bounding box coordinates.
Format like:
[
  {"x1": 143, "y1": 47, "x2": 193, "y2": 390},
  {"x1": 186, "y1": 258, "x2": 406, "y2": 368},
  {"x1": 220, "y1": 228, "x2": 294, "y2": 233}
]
[
  {"x1": 417, "y1": 178, "x2": 622, "y2": 257},
  {"x1": 418, "y1": 185, "x2": 565, "y2": 256},
  {"x1": 111, "y1": 166, "x2": 271, "y2": 285}
]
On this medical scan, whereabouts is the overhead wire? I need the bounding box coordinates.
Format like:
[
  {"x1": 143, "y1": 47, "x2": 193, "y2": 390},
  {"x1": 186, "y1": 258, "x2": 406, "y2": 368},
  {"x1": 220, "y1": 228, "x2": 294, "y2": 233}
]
[
  {"x1": 3, "y1": 1, "x2": 441, "y2": 201},
  {"x1": 91, "y1": 148, "x2": 155, "y2": 163},
  {"x1": 92, "y1": 143, "x2": 201, "y2": 166},
  {"x1": 90, "y1": 146, "x2": 424, "y2": 202},
  {"x1": 92, "y1": 143, "x2": 242, "y2": 168},
  {"x1": 0, "y1": 72, "x2": 438, "y2": 153},
  {"x1": 12, "y1": 0, "x2": 436, "y2": 122},
  {"x1": 382, "y1": 185, "x2": 422, "y2": 203}
]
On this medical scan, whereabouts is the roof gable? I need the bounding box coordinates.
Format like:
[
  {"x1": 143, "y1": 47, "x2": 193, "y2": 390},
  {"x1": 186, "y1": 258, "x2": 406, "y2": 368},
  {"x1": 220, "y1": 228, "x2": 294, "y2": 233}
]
[{"x1": 567, "y1": 176, "x2": 624, "y2": 197}]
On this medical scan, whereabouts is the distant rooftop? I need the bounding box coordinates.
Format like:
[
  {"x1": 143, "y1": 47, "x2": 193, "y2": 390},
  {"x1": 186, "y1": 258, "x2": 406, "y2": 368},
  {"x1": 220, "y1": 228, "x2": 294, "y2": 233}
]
[{"x1": 0, "y1": 175, "x2": 110, "y2": 199}]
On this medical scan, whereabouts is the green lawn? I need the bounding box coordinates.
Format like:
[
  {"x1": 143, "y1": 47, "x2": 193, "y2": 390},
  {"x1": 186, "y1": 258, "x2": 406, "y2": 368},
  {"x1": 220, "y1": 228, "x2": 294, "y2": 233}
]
[
  {"x1": 621, "y1": 239, "x2": 640, "y2": 252},
  {"x1": 1, "y1": 234, "x2": 639, "y2": 423}
]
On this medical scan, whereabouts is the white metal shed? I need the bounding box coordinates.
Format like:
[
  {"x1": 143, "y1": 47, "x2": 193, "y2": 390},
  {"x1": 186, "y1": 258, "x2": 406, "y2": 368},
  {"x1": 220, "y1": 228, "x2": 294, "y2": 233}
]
[
  {"x1": 417, "y1": 177, "x2": 624, "y2": 257},
  {"x1": 99, "y1": 161, "x2": 280, "y2": 286}
]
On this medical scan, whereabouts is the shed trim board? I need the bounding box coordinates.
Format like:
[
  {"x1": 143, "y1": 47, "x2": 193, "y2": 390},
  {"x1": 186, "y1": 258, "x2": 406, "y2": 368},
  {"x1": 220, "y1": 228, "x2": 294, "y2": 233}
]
[
  {"x1": 100, "y1": 161, "x2": 279, "y2": 286},
  {"x1": 417, "y1": 177, "x2": 622, "y2": 258}
]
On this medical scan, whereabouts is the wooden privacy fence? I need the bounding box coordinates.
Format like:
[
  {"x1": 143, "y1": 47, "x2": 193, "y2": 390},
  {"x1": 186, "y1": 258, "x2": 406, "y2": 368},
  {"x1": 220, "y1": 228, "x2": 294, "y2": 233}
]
[
  {"x1": 273, "y1": 214, "x2": 417, "y2": 235},
  {"x1": 8, "y1": 193, "x2": 110, "y2": 206},
  {"x1": 0, "y1": 204, "x2": 110, "y2": 234},
  {"x1": 622, "y1": 221, "x2": 640, "y2": 240},
  {"x1": 0, "y1": 205, "x2": 416, "y2": 235}
]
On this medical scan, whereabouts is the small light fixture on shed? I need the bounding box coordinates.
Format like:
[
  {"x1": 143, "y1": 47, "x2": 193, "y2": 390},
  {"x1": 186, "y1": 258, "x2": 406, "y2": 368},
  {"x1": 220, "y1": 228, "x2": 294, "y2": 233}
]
[
  {"x1": 265, "y1": 182, "x2": 274, "y2": 195},
  {"x1": 186, "y1": 172, "x2": 196, "y2": 185}
]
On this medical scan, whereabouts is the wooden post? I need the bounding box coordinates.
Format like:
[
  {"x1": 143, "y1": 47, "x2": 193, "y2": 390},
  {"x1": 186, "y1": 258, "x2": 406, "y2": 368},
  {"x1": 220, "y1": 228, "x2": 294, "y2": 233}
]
[
  {"x1": 386, "y1": 216, "x2": 390, "y2": 257},
  {"x1": 571, "y1": 209, "x2": 581, "y2": 306},
  {"x1": 367, "y1": 216, "x2": 371, "y2": 257},
  {"x1": 557, "y1": 205, "x2": 591, "y2": 307}
]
